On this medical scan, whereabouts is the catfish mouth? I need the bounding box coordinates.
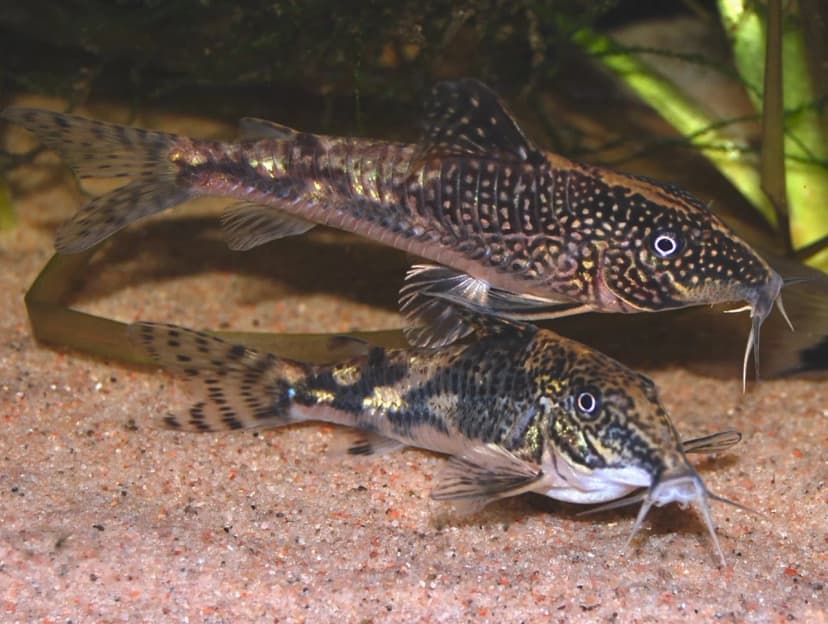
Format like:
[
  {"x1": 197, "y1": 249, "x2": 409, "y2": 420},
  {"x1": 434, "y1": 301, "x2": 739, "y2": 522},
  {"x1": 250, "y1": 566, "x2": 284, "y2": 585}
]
[
  {"x1": 580, "y1": 466, "x2": 752, "y2": 566},
  {"x1": 725, "y1": 268, "x2": 791, "y2": 390},
  {"x1": 634, "y1": 472, "x2": 724, "y2": 563}
]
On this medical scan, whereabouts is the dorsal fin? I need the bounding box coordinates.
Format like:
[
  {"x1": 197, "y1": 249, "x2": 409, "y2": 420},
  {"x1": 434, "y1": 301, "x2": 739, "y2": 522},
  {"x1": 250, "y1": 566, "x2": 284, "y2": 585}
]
[
  {"x1": 415, "y1": 79, "x2": 545, "y2": 165},
  {"x1": 238, "y1": 117, "x2": 298, "y2": 140}
]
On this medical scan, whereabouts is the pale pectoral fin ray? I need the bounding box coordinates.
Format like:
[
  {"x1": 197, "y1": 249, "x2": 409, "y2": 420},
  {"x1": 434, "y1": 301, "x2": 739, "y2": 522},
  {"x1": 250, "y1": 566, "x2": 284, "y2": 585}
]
[
  {"x1": 400, "y1": 294, "x2": 475, "y2": 350},
  {"x1": 681, "y1": 430, "x2": 742, "y2": 455},
  {"x1": 399, "y1": 264, "x2": 483, "y2": 347},
  {"x1": 576, "y1": 491, "x2": 647, "y2": 516},
  {"x1": 415, "y1": 79, "x2": 545, "y2": 166},
  {"x1": 431, "y1": 444, "x2": 543, "y2": 503},
  {"x1": 400, "y1": 263, "x2": 582, "y2": 348},
  {"x1": 221, "y1": 201, "x2": 316, "y2": 250},
  {"x1": 238, "y1": 117, "x2": 298, "y2": 140}
]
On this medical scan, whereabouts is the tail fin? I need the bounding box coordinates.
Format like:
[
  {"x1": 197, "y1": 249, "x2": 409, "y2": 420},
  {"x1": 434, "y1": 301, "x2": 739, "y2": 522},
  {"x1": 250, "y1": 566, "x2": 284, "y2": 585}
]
[
  {"x1": 1, "y1": 107, "x2": 192, "y2": 252},
  {"x1": 128, "y1": 322, "x2": 308, "y2": 432}
]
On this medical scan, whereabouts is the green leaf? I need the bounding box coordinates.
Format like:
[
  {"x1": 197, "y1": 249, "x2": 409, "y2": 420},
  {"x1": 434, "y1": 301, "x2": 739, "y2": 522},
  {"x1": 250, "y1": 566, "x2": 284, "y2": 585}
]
[{"x1": 574, "y1": 5, "x2": 828, "y2": 273}]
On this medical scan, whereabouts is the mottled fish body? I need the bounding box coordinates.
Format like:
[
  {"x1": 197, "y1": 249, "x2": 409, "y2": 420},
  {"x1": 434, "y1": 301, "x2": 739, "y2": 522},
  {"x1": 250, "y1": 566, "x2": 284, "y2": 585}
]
[
  {"x1": 130, "y1": 316, "x2": 744, "y2": 564},
  {"x1": 2, "y1": 80, "x2": 786, "y2": 380}
]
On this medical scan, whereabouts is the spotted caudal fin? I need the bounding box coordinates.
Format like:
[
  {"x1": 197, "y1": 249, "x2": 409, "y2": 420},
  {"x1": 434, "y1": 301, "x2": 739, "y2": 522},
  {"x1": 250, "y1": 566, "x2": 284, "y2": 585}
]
[
  {"x1": 1, "y1": 107, "x2": 191, "y2": 253},
  {"x1": 128, "y1": 322, "x2": 310, "y2": 432}
]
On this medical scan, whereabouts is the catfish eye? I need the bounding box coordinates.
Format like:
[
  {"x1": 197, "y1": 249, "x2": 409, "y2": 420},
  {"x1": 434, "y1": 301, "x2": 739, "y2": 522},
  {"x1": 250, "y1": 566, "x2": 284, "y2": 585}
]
[
  {"x1": 576, "y1": 389, "x2": 601, "y2": 416},
  {"x1": 651, "y1": 231, "x2": 681, "y2": 258}
]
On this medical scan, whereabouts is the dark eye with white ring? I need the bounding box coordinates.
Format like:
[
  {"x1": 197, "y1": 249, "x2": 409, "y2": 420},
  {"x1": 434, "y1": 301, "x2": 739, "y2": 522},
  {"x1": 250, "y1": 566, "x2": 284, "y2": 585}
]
[
  {"x1": 651, "y1": 232, "x2": 681, "y2": 258},
  {"x1": 576, "y1": 389, "x2": 601, "y2": 416}
]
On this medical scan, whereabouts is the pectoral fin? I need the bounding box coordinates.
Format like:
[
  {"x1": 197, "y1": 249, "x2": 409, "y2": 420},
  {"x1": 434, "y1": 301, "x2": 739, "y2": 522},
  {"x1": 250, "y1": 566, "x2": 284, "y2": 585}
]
[
  {"x1": 431, "y1": 444, "x2": 544, "y2": 504},
  {"x1": 399, "y1": 265, "x2": 482, "y2": 347},
  {"x1": 400, "y1": 263, "x2": 584, "y2": 347}
]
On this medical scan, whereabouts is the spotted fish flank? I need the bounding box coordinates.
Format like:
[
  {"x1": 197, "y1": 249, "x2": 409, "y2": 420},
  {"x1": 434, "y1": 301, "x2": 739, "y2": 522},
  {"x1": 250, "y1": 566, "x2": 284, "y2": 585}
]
[
  {"x1": 130, "y1": 316, "x2": 745, "y2": 564},
  {"x1": 2, "y1": 80, "x2": 786, "y2": 381}
]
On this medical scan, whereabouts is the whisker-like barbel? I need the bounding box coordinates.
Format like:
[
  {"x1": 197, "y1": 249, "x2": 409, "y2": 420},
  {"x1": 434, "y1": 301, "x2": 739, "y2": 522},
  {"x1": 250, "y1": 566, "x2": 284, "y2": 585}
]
[{"x1": 578, "y1": 431, "x2": 747, "y2": 565}]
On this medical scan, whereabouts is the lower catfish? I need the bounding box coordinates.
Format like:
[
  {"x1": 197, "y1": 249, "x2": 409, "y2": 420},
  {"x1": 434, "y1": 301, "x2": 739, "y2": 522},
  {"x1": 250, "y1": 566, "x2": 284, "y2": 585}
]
[{"x1": 130, "y1": 314, "x2": 745, "y2": 565}]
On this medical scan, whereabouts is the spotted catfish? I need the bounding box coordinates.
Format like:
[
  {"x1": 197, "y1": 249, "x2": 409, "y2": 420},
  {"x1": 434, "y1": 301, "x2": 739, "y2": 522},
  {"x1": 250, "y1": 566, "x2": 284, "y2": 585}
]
[
  {"x1": 130, "y1": 315, "x2": 746, "y2": 564},
  {"x1": 2, "y1": 80, "x2": 787, "y2": 381}
]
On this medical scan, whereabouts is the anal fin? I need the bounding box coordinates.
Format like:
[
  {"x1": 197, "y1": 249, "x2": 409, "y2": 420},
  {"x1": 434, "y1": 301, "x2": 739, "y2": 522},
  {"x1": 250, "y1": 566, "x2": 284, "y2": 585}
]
[{"x1": 221, "y1": 201, "x2": 316, "y2": 250}]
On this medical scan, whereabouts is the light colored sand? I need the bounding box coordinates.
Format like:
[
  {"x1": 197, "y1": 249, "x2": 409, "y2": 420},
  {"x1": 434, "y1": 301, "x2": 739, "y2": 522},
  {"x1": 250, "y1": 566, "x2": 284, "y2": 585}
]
[{"x1": 1, "y1": 99, "x2": 826, "y2": 623}]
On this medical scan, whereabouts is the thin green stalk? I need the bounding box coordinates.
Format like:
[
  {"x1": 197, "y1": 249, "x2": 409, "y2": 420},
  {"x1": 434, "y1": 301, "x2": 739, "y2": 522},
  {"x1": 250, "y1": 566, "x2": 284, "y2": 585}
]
[
  {"x1": 0, "y1": 175, "x2": 16, "y2": 231},
  {"x1": 25, "y1": 248, "x2": 408, "y2": 366},
  {"x1": 759, "y1": 0, "x2": 791, "y2": 253},
  {"x1": 719, "y1": 0, "x2": 828, "y2": 263}
]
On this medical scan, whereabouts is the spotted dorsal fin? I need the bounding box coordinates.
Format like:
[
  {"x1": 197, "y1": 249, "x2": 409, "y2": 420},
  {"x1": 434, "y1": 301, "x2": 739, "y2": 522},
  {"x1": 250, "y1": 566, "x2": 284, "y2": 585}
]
[{"x1": 415, "y1": 79, "x2": 545, "y2": 165}]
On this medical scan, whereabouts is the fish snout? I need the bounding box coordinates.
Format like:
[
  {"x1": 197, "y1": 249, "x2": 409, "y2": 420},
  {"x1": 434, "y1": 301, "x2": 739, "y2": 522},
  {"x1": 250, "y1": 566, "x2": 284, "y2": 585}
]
[
  {"x1": 649, "y1": 469, "x2": 707, "y2": 509},
  {"x1": 746, "y1": 266, "x2": 784, "y2": 324},
  {"x1": 739, "y1": 267, "x2": 789, "y2": 387}
]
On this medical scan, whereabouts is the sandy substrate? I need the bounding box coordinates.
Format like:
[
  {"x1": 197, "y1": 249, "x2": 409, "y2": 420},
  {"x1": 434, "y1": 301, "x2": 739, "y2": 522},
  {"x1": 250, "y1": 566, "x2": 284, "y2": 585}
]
[{"x1": 1, "y1": 99, "x2": 826, "y2": 623}]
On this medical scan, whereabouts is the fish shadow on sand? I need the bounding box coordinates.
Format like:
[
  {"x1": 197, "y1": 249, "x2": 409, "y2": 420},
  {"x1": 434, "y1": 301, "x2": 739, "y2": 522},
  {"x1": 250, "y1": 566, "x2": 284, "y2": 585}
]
[
  {"x1": 73, "y1": 216, "x2": 409, "y2": 313},
  {"x1": 52, "y1": 214, "x2": 825, "y2": 379}
]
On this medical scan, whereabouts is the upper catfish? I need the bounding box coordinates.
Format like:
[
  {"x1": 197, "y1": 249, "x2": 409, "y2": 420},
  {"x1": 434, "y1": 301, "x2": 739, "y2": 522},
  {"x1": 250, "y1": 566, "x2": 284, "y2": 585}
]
[{"x1": 1, "y1": 80, "x2": 785, "y2": 379}]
